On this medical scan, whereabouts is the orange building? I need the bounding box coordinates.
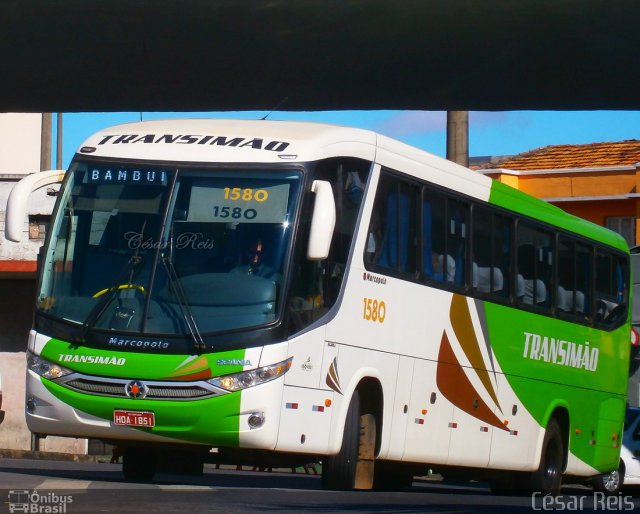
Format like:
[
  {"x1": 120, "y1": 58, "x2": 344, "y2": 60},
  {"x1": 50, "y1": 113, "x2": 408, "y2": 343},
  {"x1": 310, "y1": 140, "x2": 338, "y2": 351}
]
[{"x1": 478, "y1": 140, "x2": 640, "y2": 247}]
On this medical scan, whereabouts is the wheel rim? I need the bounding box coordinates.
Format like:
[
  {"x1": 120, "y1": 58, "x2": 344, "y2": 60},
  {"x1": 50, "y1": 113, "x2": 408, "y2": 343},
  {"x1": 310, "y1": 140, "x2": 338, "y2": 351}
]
[{"x1": 603, "y1": 470, "x2": 620, "y2": 492}]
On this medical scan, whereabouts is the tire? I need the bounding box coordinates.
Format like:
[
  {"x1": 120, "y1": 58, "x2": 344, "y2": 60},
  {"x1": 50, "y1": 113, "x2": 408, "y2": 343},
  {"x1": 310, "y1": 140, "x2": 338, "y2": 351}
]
[
  {"x1": 592, "y1": 461, "x2": 625, "y2": 495},
  {"x1": 322, "y1": 390, "x2": 376, "y2": 490},
  {"x1": 122, "y1": 446, "x2": 157, "y2": 482},
  {"x1": 529, "y1": 418, "x2": 564, "y2": 495}
]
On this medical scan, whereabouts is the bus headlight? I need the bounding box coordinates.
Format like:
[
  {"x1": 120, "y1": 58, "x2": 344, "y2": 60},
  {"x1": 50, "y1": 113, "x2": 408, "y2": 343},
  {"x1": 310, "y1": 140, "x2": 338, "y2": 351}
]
[
  {"x1": 208, "y1": 357, "x2": 292, "y2": 392},
  {"x1": 27, "y1": 352, "x2": 73, "y2": 380}
]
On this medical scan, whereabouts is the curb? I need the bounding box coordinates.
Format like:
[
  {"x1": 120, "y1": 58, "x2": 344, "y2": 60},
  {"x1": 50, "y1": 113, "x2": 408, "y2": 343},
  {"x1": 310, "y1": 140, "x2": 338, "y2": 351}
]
[{"x1": 0, "y1": 449, "x2": 105, "y2": 463}]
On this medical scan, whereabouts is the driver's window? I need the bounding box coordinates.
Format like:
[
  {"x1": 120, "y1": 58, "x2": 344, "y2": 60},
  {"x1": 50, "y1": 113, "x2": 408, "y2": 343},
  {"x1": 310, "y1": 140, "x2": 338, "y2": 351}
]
[{"x1": 595, "y1": 250, "x2": 629, "y2": 329}]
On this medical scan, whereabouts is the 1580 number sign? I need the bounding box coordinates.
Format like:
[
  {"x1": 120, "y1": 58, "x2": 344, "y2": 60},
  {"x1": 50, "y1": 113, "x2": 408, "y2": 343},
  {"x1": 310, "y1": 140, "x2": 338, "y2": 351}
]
[{"x1": 363, "y1": 297, "x2": 386, "y2": 323}]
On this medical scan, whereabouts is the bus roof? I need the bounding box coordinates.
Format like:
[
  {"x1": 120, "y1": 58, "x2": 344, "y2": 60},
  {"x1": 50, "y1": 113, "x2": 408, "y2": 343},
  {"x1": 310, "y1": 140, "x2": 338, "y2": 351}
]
[
  {"x1": 76, "y1": 118, "x2": 378, "y2": 164},
  {"x1": 76, "y1": 118, "x2": 629, "y2": 253}
]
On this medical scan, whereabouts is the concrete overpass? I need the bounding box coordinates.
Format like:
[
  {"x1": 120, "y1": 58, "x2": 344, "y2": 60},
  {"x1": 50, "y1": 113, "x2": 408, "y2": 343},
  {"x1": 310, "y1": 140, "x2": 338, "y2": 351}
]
[{"x1": 1, "y1": 0, "x2": 638, "y2": 112}]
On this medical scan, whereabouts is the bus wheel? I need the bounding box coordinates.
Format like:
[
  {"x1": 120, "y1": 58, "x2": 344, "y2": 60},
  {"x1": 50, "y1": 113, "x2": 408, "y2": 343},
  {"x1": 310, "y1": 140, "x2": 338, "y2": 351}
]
[
  {"x1": 322, "y1": 390, "x2": 376, "y2": 490},
  {"x1": 529, "y1": 418, "x2": 564, "y2": 495},
  {"x1": 592, "y1": 461, "x2": 625, "y2": 495},
  {"x1": 122, "y1": 446, "x2": 157, "y2": 482}
]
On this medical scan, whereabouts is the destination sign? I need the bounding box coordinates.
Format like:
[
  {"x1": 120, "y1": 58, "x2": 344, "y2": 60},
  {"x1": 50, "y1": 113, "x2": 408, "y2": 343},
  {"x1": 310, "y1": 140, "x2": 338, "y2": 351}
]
[
  {"x1": 188, "y1": 181, "x2": 290, "y2": 223},
  {"x1": 86, "y1": 167, "x2": 169, "y2": 186}
]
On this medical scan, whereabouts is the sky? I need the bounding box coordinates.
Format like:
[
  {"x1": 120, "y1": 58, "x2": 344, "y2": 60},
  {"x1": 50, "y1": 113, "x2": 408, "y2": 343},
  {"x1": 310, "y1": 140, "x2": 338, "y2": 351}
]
[{"x1": 52, "y1": 110, "x2": 640, "y2": 170}]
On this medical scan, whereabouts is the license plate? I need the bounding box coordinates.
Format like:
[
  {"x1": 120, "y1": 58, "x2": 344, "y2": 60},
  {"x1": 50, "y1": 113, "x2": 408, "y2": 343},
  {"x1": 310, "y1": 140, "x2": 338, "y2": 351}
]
[{"x1": 113, "y1": 410, "x2": 155, "y2": 427}]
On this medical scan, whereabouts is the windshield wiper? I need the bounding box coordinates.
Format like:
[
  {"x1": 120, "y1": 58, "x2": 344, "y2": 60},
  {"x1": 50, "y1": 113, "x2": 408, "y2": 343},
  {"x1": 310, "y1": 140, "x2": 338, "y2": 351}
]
[
  {"x1": 160, "y1": 252, "x2": 207, "y2": 353},
  {"x1": 77, "y1": 221, "x2": 147, "y2": 342},
  {"x1": 77, "y1": 254, "x2": 143, "y2": 342}
]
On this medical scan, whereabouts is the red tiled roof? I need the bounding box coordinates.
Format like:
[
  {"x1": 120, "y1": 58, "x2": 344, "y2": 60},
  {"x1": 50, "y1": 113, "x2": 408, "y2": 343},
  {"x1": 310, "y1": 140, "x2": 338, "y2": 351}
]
[{"x1": 483, "y1": 140, "x2": 640, "y2": 171}]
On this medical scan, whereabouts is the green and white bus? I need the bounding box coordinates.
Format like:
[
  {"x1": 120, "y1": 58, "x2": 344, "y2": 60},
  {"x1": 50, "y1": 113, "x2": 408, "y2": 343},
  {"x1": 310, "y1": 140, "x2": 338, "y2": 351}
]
[{"x1": 6, "y1": 119, "x2": 630, "y2": 492}]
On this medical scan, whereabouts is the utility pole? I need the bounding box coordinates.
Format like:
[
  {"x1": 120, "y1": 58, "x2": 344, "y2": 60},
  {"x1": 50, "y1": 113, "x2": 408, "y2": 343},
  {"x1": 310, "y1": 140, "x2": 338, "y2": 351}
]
[
  {"x1": 56, "y1": 113, "x2": 63, "y2": 169},
  {"x1": 446, "y1": 111, "x2": 469, "y2": 167},
  {"x1": 40, "y1": 113, "x2": 52, "y2": 171}
]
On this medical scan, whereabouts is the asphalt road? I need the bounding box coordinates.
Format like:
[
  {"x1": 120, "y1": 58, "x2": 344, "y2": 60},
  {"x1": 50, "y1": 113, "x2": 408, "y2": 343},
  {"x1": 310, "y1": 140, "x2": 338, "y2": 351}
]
[{"x1": 1, "y1": 457, "x2": 639, "y2": 514}]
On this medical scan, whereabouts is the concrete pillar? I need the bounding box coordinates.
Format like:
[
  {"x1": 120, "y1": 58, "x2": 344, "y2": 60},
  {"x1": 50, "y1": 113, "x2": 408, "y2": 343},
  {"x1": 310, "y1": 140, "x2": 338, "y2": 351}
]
[{"x1": 446, "y1": 111, "x2": 469, "y2": 167}]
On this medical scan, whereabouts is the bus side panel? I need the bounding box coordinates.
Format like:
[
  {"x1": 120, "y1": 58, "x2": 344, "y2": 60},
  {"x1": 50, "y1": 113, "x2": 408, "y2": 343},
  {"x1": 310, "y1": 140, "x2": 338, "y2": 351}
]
[
  {"x1": 402, "y1": 358, "x2": 452, "y2": 465},
  {"x1": 485, "y1": 302, "x2": 627, "y2": 474},
  {"x1": 384, "y1": 356, "x2": 413, "y2": 461},
  {"x1": 488, "y1": 373, "x2": 542, "y2": 471}
]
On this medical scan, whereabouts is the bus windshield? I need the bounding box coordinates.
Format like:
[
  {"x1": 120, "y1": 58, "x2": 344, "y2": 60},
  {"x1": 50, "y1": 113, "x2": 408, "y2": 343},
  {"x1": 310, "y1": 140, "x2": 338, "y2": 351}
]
[{"x1": 38, "y1": 163, "x2": 302, "y2": 336}]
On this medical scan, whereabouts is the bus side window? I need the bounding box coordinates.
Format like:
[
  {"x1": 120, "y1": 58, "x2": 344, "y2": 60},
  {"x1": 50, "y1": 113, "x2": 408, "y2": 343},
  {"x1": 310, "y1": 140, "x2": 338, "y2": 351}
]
[
  {"x1": 471, "y1": 206, "x2": 511, "y2": 298},
  {"x1": 595, "y1": 250, "x2": 628, "y2": 328},
  {"x1": 517, "y1": 223, "x2": 552, "y2": 309},
  {"x1": 367, "y1": 172, "x2": 417, "y2": 276},
  {"x1": 557, "y1": 237, "x2": 591, "y2": 320},
  {"x1": 423, "y1": 188, "x2": 449, "y2": 283},
  {"x1": 448, "y1": 198, "x2": 468, "y2": 287}
]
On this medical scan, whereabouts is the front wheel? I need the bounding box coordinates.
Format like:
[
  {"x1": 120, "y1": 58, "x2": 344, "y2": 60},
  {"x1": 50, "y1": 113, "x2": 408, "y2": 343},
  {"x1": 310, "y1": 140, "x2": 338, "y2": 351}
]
[
  {"x1": 529, "y1": 418, "x2": 564, "y2": 495},
  {"x1": 322, "y1": 390, "x2": 376, "y2": 490},
  {"x1": 592, "y1": 462, "x2": 625, "y2": 495}
]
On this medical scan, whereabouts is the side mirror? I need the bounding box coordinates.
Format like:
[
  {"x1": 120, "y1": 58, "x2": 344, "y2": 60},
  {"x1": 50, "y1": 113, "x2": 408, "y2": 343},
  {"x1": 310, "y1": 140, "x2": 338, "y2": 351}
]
[
  {"x1": 6, "y1": 170, "x2": 65, "y2": 242},
  {"x1": 307, "y1": 180, "x2": 336, "y2": 260}
]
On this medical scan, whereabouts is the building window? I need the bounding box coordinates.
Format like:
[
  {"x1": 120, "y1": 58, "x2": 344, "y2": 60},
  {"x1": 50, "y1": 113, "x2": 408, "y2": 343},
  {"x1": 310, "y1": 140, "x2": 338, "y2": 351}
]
[
  {"x1": 605, "y1": 217, "x2": 635, "y2": 247},
  {"x1": 28, "y1": 215, "x2": 50, "y2": 241}
]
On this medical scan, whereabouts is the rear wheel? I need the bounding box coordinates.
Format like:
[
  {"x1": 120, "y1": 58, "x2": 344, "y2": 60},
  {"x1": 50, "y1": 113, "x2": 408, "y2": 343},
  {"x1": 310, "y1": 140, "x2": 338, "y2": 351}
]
[
  {"x1": 529, "y1": 418, "x2": 564, "y2": 495},
  {"x1": 322, "y1": 390, "x2": 376, "y2": 490},
  {"x1": 592, "y1": 461, "x2": 624, "y2": 495},
  {"x1": 122, "y1": 446, "x2": 157, "y2": 482}
]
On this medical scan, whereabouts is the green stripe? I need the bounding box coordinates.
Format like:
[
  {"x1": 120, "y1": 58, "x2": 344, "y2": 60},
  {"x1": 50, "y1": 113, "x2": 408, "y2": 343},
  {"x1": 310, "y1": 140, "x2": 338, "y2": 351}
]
[{"x1": 489, "y1": 180, "x2": 629, "y2": 252}]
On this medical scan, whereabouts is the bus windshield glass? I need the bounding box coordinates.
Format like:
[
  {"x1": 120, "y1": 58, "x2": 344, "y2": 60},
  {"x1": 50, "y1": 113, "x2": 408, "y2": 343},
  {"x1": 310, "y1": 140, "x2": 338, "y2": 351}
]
[{"x1": 38, "y1": 163, "x2": 302, "y2": 336}]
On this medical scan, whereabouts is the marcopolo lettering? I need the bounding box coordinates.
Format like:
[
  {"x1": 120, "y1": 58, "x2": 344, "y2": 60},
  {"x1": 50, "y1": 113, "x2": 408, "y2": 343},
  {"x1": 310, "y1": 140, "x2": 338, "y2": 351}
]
[
  {"x1": 97, "y1": 134, "x2": 290, "y2": 152},
  {"x1": 108, "y1": 337, "x2": 170, "y2": 349},
  {"x1": 58, "y1": 354, "x2": 126, "y2": 366},
  {"x1": 522, "y1": 332, "x2": 599, "y2": 372}
]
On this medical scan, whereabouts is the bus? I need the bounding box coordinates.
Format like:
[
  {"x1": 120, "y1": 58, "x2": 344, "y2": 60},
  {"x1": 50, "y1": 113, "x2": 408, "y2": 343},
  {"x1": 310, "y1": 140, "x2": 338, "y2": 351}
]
[{"x1": 6, "y1": 119, "x2": 630, "y2": 492}]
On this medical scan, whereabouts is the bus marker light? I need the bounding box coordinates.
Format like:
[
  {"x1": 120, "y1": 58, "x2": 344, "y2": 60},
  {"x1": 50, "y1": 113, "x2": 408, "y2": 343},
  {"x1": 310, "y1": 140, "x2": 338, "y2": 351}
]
[
  {"x1": 312, "y1": 405, "x2": 324, "y2": 412},
  {"x1": 421, "y1": 409, "x2": 427, "y2": 415},
  {"x1": 415, "y1": 418, "x2": 424, "y2": 425},
  {"x1": 575, "y1": 428, "x2": 582, "y2": 435},
  {"x1": 510, "y1": 430, "x2": 519, "y2": 436},
  {"x1": 448, "y1": 422, "x2": 457, "y2": 429},
  {"x1": 503, "y1": 420, "x2": 509, "y2": 426},
  {"x1": 286, "y1": 403, "x2": 298, "y2": 409},
  {"x1": 324, "y1": 399, "x2": 332, "y2": 407},
  {"x1": 480, "y1": 426, "x2": 489, "y2": 432},
  {"x1": 589, "y1": 439, "x2": 596, "y2": 445}
]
